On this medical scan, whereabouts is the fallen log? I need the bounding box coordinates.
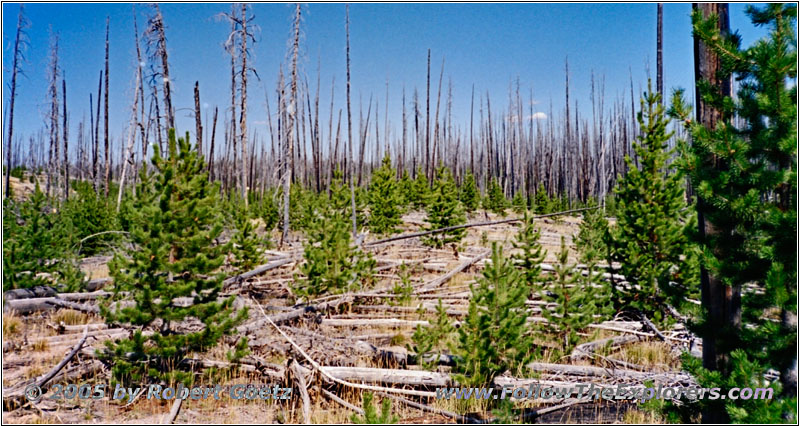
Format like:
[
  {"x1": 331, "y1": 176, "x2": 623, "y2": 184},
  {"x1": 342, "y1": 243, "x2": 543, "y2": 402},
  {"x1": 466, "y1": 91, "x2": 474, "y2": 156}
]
[
  {"x1": 570, "y1": 334, "x2": 644, "y2": 361},
  {"x1": 320, "y1": 366, "x2": 450, "y2": 387},
  {"x1": 3, "y1": 326, "x2": 90, "y2": 408},
  {"x1": 223, "y1": 255, "x2": 301, "y2": 287},
  {"x1": 364, "y1": 207, "x2": 599, "y2": 247},
  {"x1": 319, "y1": 318, "x2": 431, "y2": 328},
  {"x1": 418, "y1": 249, "x2": 491, "y2": 292},
  {"x1": 290, "y1": 361, "x2": 312, "y2": 424},
  {"x1": 237, "y1": 294, "x2": 354, "y2": 334},
  {"x1": 320, "y1": 388, "x2": 364, "y2": 415}
]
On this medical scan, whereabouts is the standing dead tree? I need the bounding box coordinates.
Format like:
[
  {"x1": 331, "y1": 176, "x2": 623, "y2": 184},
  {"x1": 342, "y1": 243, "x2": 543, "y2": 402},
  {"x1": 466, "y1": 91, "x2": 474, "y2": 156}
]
[
  {"x1": 194, "y1": 82, "x2": 203, "y2": 152},
  {"x1": 103, "y1": 17, "x2": 110, "y2": 198},
  {"x1": 62, "y1": 78, "x2": 68, "y2": 200},
  {"x1": 282, "y1": 3, "x2": 302, "y2": 246},
  {"x1": 116, "y1": 12, "x2": 144, "y2": 212},
  {"x1": 46, "y1": 31, "x2": 60, "y2": 199},
  {"x1": 4, "y1": 6, "x2": 27, "y2": 198},
  {"x1": 145, "y1": 5, "x2": 174, "y2": 132},
  {"x1": 346, "y1": 5, "x2": 357, "y2": 239},
  {"x1": 238, "y1": 3, "x2": 258, "y2": 206}
]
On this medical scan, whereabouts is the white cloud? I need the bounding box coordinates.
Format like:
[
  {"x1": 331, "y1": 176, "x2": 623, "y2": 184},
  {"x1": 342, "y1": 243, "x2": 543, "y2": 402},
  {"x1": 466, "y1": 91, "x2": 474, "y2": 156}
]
[{"x1": 505, "y1": 112, "x2": 547, "y2": 123}]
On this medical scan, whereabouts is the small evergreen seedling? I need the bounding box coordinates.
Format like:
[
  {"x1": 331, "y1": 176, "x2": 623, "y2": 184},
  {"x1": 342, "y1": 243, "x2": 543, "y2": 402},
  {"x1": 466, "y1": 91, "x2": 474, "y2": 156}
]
[
  {"x1": 454, "y1": 243, "x2": 533, "y2": 387},
  {"x1": 351, "y1": 392, "x2": 399, "y2": 424},
  {"x1": 542, "y1": 237, "x2": 611, "y2": 353},
  {"x1": 232, "y1": 207, "x2": 264, "y2": 271},
  {"x1": 533, "y1": 183, "x2": 550, "y2": 214},
  {"x1": 367, "y1": 155, "x2": 404, "y2": 235},
  {"x1": 295, "y1": 169, "x2": 374, "y2": 298},
  {"x1": 3, "y1": 182, "x2": 83, "y2": 292},
  {"x1": 575, "y1": 201, "x2": 610, "y2": 264},
  {"x1": 103, "y1": 130, "x2": 247, "y2": 385},
  {"x1": 409, "y1": 166, "x2": 431, "y2": 210},
  {"x1": 512, "y1": 210, "x2": 547, "y2": 290},
  {"x1": 483, "y1": 177, "x2": 508, "y2": 216},
  {"x1": 511, "y1": 192, "x2": 526, "y2": 214},
  {"x1": 408, "y1": 298, "x2": 455, "y2": 370},
  {"x1": 459, "y1": 171, "x2": 480, "y2": 213},
  {"x1": 423, "y1": 165, "x2": 466, "y2": 248}
]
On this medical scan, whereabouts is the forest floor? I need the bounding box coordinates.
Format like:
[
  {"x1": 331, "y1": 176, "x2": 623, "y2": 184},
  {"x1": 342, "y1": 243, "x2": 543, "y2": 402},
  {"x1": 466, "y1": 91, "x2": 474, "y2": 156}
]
[{"x1": 2, "y1": 210, "x2": 696, "y2": 424}]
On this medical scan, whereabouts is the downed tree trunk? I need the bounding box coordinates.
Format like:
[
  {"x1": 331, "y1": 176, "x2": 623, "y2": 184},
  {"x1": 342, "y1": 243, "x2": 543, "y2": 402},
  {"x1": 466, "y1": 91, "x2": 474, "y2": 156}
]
[
  {"x1": 364, "y1": 207, "x2": 599, "y2": 247},
  {"x1": 223, "y1": 254, "x2": 301, "y2": 287},
  {"x1": 570, "y1": 334, "x2": 643, "y2": 361},
  {"x1": 418, "y1": 249, "x2": 490, "y2": 292},
  {"x1": 4, "y1": 296, "x2": 101, "y2": 315},
  {"x1": 319, "y1": 366, "x2": 450, "y2": 387},
  {"x1": 3, "y1": 326, "x2": 92, "y2": 408},
  {"x1": 237, "y1": 294, "x2": 354, "y2": 334}
]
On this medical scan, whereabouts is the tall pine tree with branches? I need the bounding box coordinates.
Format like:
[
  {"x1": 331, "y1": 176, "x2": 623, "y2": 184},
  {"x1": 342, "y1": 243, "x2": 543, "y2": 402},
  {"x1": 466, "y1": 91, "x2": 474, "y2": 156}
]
[
  {"x1": 610, "y1": 81, "x2": 697, "y2": 321},
  {"x1": 667, "y1": 4, "x2": 797, "y2": 422}
]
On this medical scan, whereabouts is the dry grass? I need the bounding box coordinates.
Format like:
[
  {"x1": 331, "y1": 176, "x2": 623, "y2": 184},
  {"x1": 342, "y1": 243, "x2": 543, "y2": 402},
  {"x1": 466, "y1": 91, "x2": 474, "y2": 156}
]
[
  {"x1": 3, "y1": 312, "x2": 23, "y2": 337},
  {"x1": 31, "y1": 339, "x2": 49, "y2": 352},
  {"x1": 52, "y1": 309, "x2": 91, "y2": 326},
  {"x1": 623, "y1": 408, "x2": 664, "y2": 423},
  {"x1": 613, "y1": 341, "x2": 678, "y2": 371}
]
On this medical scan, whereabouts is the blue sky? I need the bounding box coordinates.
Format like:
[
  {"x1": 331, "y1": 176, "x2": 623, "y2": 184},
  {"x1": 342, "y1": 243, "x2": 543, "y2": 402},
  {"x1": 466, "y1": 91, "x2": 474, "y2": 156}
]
[{"x1": 2, "y1": 3, "x2": 770, "y2": 156}]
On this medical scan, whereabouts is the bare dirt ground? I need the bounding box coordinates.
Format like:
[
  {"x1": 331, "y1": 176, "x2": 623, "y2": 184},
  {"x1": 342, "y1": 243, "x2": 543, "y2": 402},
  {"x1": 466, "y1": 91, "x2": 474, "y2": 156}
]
[{"x1": 2, "y1": 210, "x2": 694, "y2": 424}]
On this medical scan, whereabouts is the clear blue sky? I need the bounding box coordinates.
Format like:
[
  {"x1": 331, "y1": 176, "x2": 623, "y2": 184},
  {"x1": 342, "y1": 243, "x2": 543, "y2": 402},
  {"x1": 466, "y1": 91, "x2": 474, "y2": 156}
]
[{"x1": 2, "y1": 3, "x2": 770, "y2": 156}]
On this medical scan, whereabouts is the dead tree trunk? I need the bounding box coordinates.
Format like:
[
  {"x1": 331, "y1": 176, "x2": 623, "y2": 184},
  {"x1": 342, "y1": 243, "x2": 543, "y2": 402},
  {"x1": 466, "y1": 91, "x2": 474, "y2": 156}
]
[
  {"x1": 116, "y1": 21, "x2": 143, "y2": 212},
  {"x1": 282, "y1": 3, "x2": 301, "y2": 246},
  {"x1": 194, "y1": 81, "x2": 203, "y2": 152},
  {"x1": 692, "y1": 3, "x2": 737, "y2": 423},
  {"x1": 239, "y1": 3, "x2": 252, "y2": 206},
  {"x1": 47, "y1": 34, "x2": 60, "y2": 199},
  {"x1": 656, "y1": 3, "x2": 663, "y2": 99},
  {"x1": 208, "y1": 106, "x2": 218, "y2": 180},
  {"x1": 103, "y1": 17, "x2": 110, "y2": 198},
  {"x1": 4, "y1": 6, "x2": 25, "y2": 198},
  {"x1": 346, "y1": 5, "x2": 357, "y2": 239},
  {"x1": 62, "y1": 78, "x2": 69, "y2": 200}
]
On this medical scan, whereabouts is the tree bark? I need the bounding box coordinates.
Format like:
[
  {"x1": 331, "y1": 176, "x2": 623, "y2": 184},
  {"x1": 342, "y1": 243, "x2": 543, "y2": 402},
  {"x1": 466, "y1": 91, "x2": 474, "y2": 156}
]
[
  {"x1": 194, "y1": 81, "x2": 203, "y2": 153},
  {"x1": 5, "y1": 7, "x2": 25, "y2": 199},
  {"x1": 103, "y1": 17, "x2": 110, "y2": 198},
  {"x1": 692, "y1": 3, "x2": 737, "y2": 423},
  {"x1": 657, "y1": 3, "x2": 664, "y2": 99}
]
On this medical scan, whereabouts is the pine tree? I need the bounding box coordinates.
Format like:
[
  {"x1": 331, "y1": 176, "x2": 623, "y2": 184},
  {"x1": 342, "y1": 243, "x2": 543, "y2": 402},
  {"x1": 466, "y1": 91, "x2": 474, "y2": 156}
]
[
  {"x1": 398, "y1": 169, "x2": 413, "y2": 208},
  {"x1": 511, "y1": 191, "x2": 526, "y2": 214},
  {"x1": 454, "y1": 243, "x2": 533, "y2": 388},
  {"x1": 61, "y1": 181, "x2": 118, "y2": 256},
  {"x1": 609, "y1": 81, "x2": 696, "y2": 319},
  {"x1": 483, "y1": 177, "x2": 508, "y2": 216},
  {"x1": 533, "y1": 183, "x2": 549, "y2": 214},
  {"x1": 575, "y1": 200, "x2": 610, "y2": 264},
  {"x1": 102, "y1": 130, "x2": 247, "y2": 384},
  {"x1": 408, "y1": 166, "x2": 430, "y2": 210},
  {"x1": 3, "y1": 182, "x2": 83, "y2": 292},
  {"x1": 459, "y1": 170, "x2": 480, "y2": 213},
  {"x1": 666, "y1": 5, "x2": 797, "y2": 422},
  {"x1": 542, "y1": 237, "x2": 611, "y2": 353},
  {"x1": 408, "y1": 298, "x2": 454, "y2": 370},
  {"x1": 367, "y1": 154, "x2": 404, "y2": 235},
  {"x1": 351, "y1": 392, "x2": 399, "y2": 424},
  {"x1": 423, "y1": 165, "x2": 466, "y2": 248},
  {"x1": 512, "y1": 210, "x2": 546, "y2": 290},
  {"x1": 295, "y1": 169, "x2": 374, "y2": 298},
  {"x1": 231, "y1": 206, "x2": 264, "y2": 271}
]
